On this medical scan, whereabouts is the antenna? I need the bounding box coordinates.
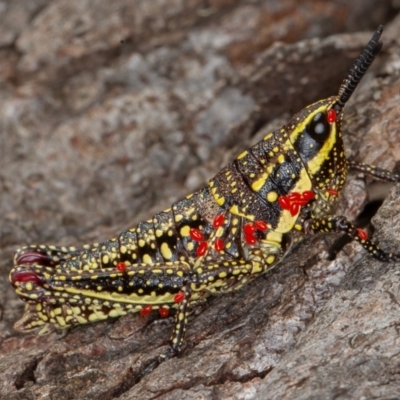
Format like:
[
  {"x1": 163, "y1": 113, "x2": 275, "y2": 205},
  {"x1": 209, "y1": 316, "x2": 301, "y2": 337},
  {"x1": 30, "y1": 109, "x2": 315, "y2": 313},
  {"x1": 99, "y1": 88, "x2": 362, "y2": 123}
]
[{"x1": 337, "y1": 25, "x2": 384, "y2": 108}]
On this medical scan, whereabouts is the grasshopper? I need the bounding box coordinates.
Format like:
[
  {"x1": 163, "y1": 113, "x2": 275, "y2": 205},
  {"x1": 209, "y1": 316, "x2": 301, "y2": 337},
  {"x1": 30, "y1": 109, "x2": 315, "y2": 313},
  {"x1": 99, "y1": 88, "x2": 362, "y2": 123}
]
[{"x1": 10, "y1": 25, "x2": 400, "y2": 373}]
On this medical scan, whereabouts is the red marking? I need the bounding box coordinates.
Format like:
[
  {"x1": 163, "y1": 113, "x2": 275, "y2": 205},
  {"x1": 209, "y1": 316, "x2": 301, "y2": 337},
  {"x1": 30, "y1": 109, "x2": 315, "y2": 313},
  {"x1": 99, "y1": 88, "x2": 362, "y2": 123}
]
[
  {"x1": 302, "y1": 190, "x2": 315, "y2": 200},
  {"x1": 174, "y1": 292, "x2": 185, "y2": 303},
  {"x1": 158, "y1": 307, "x2": 170, "y2": 318},
  {"x1": 213, "y1": 214, "x2": 225, "y2": 228},
  {"x1": 190, "y1": 228, "x2": 204, "y2": 242},
  {"x1": 357, "y1": 228, "x2": 368, "y2": 241},
  {"x1": 140, "y1": 305, "x2": 152, "y2": 317},
  {"x1": 16, "y1": 251, "x2": 53, "y2": 266},
  {"x1": 327, "y1": 188, "x2": 338, "y2": 196},
  {"x1": 11, "y1": 271, "x2": 43, "y2": 285},
  {"x1": 327, "y1": 109, "x2": 337, "y2": 124},
  {"x1": 254, "y1": 220, "x2": 267, "y2": 231},
  {"x1": 297, "y1": 198, "x2": 309, "y2": 206},
  {"x1": 244, "y1": 223, "x2": 256, "y2": 235},
  {"x1": 288, "y1": 192, "x2": 300, "y2": 201},
  {"x1": 245, "y1": 234, "x2": 257, "y2": 245},
  {"x1": 214, "y1": 238, "x2": 224, "y2": 252},
  {"x1": 290, "y1": 202, "x2": 299, "y2": 216},
  {"x1": 278, "y1": 190, "x2": 317, "y2": 215},
  {"x1": 116, "y1": 262, "x2": 126, "y2": 272},
  {"x1": 278, "y1": 196, "x2": 290, "y2": 210},
  {"x1": 197, "y1": 241, "x2": 208, "y2": 257}
]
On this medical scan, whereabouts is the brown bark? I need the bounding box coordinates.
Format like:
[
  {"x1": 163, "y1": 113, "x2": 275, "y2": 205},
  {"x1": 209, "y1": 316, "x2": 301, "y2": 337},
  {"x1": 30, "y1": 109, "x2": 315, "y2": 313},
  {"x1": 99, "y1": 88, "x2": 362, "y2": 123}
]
[{"x1": 1, "y1": 2, "x2": 400, "y2": 399}]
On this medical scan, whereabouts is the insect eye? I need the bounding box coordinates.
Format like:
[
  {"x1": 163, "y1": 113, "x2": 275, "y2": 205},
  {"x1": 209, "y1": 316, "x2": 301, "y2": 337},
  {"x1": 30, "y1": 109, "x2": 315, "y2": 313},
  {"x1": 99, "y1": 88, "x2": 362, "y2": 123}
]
[{"x1": 307, "y1": 112, "x2": 330, "y2": 142}]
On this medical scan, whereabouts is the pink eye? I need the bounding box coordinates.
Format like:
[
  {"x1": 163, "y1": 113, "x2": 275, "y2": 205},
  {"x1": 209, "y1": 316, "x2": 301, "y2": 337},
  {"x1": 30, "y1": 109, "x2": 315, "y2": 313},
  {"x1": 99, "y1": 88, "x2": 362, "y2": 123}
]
[
  {"x1": 11, "y1": 271, "x2": 43, "y2": 285},
  {"x1": 16, "y1": 251, "x2": 53, "y2": 266}
]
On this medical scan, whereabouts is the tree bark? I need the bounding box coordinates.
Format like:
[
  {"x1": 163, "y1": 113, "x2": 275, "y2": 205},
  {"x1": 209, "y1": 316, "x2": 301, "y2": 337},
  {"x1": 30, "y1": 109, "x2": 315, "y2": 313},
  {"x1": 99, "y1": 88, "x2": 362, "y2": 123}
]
[{"x1": 1, "y1": 2, "x2": 400, "y2": 399}]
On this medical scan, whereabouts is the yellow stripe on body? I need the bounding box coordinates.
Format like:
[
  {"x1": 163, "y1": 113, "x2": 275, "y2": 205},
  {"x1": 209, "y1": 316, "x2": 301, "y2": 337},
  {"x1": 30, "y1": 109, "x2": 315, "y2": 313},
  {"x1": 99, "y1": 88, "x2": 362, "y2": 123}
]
[
  {"x1": 307, "y1": 124, "x2": 337, "y2": 175},
  {"x1": 274, "y1": 105, "x2": 337, "y2": 233},
  {"x1": 63, "y1": 286, "x2": 177, "y2": 305}
]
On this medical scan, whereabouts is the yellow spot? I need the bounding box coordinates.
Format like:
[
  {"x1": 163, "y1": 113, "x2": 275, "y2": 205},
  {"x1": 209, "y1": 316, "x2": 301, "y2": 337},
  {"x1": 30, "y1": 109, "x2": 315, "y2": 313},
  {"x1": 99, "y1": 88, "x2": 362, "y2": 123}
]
[
  {"x1": 138, "y1": 239, "x2": 145, "y2": 247},
  {"x1": 232, "y1": 269, "x2": 241, "y2": 275},
  {"x1": 143, "y1": 254, "x2": 152, "y2": 264},
  {"x1": 120, "y1": 245, "x2": 127, "y2": 254},
  {"x1": 251, "y1": 263, "x2": 263, "y2": 274},
  {"x1": 263, "y1": 133, "x2": 273, "y2": 141},
  {"x1": 230, "y1": 205, "x2": 239, "y2": 214},
  {"x1": 216, "y1": 196, "x2": 225, "y2": 206},
  {"x1": 266, "y1": 256, "x2": 275, "y2": 264},
  {"x1": 180, "y1": 225, "x2": 190, "y2": 237},
  {"x1": 155, "y1": 229, "x2": 163, "y2": 237},
  {"x1": 161, "y1": 243, "x2": 172, "y2": 259},
  {"x1": 237, "y1": 151, "x2": 248, "y2": 159},
  {"x1": 175, "y1": 214, "x2": 183, "y2": 222},
  {"x1": 102, "y1": 255, "x2": 109, "y2": 264},
  {"x1": 187, "y1": 242, "x2": 194, "y2": 251},
  {"x1": 266, "y1": 191, "x2": 278, "y2": 202},
  {"x1": 251, "y1": 173, "x2": 267, "y2": 192},
  {"x1": 277, "y1": 154, "x2": 285, "y2": 164}
]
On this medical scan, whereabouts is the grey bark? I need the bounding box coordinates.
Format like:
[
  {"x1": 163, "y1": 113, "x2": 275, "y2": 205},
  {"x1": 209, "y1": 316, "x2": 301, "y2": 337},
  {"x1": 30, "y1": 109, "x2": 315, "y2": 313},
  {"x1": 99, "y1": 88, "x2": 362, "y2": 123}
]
[{"x1": 1, "y1": 1, "x2": 400, "y2": 399}]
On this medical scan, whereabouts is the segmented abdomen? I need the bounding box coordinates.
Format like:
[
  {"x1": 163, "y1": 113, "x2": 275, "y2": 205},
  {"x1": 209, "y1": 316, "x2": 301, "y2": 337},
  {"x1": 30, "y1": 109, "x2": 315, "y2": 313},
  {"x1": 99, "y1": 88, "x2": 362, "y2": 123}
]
[
  {"x1": 15, "y1": 186, "x2": 237, "y2": 273},
  {"x1": 93, "y1": 187, "x2": 224, "y2": 269}
]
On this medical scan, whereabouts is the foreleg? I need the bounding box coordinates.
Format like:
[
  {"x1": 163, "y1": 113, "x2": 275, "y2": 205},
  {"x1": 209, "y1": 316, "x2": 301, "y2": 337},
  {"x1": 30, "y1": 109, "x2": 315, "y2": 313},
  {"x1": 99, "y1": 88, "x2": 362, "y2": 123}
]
[
  {"x1": 348, "y1": 161, "x2": 400, "y2": 182},
  {"x1": 305, "y1": 215, "x2": 398, "y2": 262}
]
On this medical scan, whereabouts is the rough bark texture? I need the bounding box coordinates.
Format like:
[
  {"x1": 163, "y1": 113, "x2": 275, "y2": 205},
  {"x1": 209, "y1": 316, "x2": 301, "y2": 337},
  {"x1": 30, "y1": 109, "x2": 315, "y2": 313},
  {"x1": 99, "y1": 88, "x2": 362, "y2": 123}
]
[{"x1": 1, "y1": 2, "x2": 400, "y2": 399}]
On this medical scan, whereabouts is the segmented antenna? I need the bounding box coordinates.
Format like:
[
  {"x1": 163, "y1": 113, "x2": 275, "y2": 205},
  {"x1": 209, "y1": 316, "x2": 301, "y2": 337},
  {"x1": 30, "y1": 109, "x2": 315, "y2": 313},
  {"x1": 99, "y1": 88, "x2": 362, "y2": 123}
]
[{"x1": 337, "y1": 25, "x2": 384, "y2": 108}]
